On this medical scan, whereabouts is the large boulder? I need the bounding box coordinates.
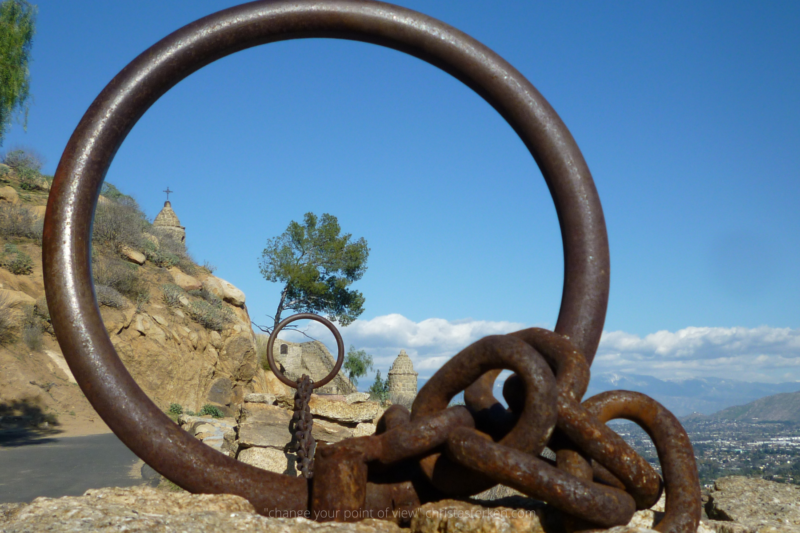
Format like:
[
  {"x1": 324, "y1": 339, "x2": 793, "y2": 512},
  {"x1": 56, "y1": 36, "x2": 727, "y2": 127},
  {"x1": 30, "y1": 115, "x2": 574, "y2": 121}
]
[
  {"x1": 0, "y1": 186, "x2": 18, "y2": 204},
  {"x1": 0, "y1": 289, "x2": 35, "y2": 307},
  {"x1": 179, "y1": 415, "x2": 237, "y2": 457},
  {"x1": 120, "y1": 246, "x2": 145, "y2": 265},
  {"x1": 169, "y1": 267, "x2": 202, "y2": 291},
  {"x1": 706, "y1": 476, "x2": 800, "y2": 531},
  {"x1": 238, "y1": 403, "x2": 352, "y2": 449},
  {"x1": 276, "y1": 393, "x2": 383, "y2": 424},
  {"x1": 202, "y1": 275, "x2": 246, "y2": 307}
]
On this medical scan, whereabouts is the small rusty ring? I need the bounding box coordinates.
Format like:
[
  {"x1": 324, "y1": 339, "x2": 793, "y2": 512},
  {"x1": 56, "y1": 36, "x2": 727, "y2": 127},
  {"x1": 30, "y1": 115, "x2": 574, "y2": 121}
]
[{"x1": 266, "y1": 313, "x2": 345, "y2": 390}]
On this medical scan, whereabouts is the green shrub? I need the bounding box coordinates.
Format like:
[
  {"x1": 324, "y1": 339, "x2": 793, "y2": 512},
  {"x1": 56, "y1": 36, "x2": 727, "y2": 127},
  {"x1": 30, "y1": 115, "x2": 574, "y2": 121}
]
[
  {"x1": 161, "y1": 284, "x2": 185, "y2": 308},
  {"x1": 17, "y1": 165, "x2": 40, "y2": 191},
  {"x1": 0, "y1": 243, "x2": 33, "y2": 275},
  {"x1": 168, "y1": 403, "x2": 183, "y2": 416},
  {"x1": 187, "y1": 299, "x2": 233, "y2": 332},
  {"x1": 199, "y1": 404, "x2": 224, "y2": 419},
  {"x1": 95, "y1": 284, "x2": 127, "y2": 308},
  {"x1": 0, "y1": 204, "x2": 38, "y2": 240}
]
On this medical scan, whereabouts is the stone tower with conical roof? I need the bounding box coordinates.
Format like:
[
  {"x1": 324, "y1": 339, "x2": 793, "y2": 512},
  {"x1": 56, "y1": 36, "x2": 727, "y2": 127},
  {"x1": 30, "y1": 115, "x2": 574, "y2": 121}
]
[
  {"x1": 153, "y1": 201, "x2": 186, "y2": 243},
  {"x1": 387, "y1": 349, "x2": 418, "y2": 403}
]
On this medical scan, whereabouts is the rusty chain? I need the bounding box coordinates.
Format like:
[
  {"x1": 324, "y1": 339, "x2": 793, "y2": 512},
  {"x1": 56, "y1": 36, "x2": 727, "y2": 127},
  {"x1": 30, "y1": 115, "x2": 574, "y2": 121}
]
[
  {"x1": 43, "y1": 1, "x2": 701, "y2": 532},
  {"x1": 291, "y1": 374, "x2": 316, "y2": 479}
]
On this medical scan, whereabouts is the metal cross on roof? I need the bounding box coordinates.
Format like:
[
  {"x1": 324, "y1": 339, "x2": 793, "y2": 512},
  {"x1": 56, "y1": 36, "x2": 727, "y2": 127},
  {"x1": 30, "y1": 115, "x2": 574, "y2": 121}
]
[{"x1": 163, "y1": 187, "x2": 173, "y2": 201}]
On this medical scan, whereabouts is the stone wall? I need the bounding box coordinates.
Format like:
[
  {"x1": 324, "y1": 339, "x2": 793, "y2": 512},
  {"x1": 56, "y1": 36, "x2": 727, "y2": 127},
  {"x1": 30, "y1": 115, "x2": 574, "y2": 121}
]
[{"x1": 180, "y1": 392, "x2": 382, "y2": 476}]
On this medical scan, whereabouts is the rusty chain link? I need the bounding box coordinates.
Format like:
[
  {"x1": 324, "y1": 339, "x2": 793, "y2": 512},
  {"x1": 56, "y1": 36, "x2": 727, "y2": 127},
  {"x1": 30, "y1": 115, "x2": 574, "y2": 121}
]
[
  {"x1": 44, "y1": 1, "x2": 702, "y2": 531},
  {"x1": 291, "y1": 374, "x2": 316, "y2": 479}
]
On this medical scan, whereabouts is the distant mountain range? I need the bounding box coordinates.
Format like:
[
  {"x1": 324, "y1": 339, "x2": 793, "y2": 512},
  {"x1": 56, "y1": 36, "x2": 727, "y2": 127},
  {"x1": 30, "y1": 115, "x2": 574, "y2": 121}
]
[
  {"x1": 585, "y1": 373, "x2": 800, "y2": 417},
  {"x1": 411, "y1": 372, "x2": 800, "y2": 418},
  {"x1": 704, "y1": 390, "x2": 800, "y2": 423}
]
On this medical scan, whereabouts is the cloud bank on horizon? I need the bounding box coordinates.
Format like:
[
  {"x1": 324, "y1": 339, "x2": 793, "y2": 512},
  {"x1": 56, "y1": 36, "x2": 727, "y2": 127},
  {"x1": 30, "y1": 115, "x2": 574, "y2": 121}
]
[{"x1": 276, "y1": 314, "x2": 800, "y2": 383}]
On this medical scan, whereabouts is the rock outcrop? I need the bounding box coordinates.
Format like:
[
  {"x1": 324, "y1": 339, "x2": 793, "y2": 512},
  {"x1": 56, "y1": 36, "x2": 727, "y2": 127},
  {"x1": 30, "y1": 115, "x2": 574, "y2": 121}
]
[
  {"x1": 105, "y1": 297, "x2": 267, "y2": 415},
  {"x1": 274, "y1": 339, "x2": 356, "y2": 395},
  {"x1": 705, "y1": 476, "x2": 800, "y2": 532},
  {"x1": 0, "y1": 485, "x2": 723, "y2": 533}
]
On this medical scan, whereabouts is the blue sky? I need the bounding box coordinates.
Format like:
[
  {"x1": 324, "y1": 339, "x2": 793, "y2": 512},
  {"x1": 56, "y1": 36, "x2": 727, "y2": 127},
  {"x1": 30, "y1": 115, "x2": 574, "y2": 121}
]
[{"x1": 4, "y1": 1, "x2": 799, "y2": 386}]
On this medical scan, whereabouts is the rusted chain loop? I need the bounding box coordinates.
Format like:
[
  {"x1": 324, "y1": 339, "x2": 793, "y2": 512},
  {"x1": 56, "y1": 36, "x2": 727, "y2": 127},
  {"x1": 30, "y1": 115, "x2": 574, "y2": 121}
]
[
  {"x1": 464, "y1": 327, "x2": 591, "y2": 440},
  {"x1": 411, "y1": 335, "x2": 558, "y2": 495},
  {"x1": 446, "y1": 427, "x2": 636, "y2": 528},
  {"x1": 44, "y1": 0, "x2": 609, "y2": 514},
  {"x1": 502, "y1": 329, "x2": 663, "y2": 510},
  {"x1": 582, "y1": 391, "x2": 701, "y2": 533},
  {"x1": 267, "y1": 313, "x2": 345, "y2": 390},
  {"x1": 366, "y1": 406, "x2": 475, "y2": 465}
]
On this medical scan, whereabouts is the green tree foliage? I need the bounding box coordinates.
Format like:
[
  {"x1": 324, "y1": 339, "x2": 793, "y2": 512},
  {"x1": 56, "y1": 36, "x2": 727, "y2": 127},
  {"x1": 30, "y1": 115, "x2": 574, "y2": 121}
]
[
  {"x1": 0, "y1": 0, "x2": 36, "y2": 145},
  {"x1": 368, "y1": 370, "x2": 389, "y2": 403},
  {"x1": 343, "y1": 345, "x2": 373, "y2": 387},
  {"x1": 259, "y1": 212, "x2": 369, "y2": 332}
]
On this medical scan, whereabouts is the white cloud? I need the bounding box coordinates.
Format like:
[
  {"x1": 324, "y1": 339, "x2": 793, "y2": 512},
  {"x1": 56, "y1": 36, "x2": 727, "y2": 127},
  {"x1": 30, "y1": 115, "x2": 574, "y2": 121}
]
[
  {"x1": 277, "y1": 317, "x2": 800, "y2": 383},
  {"x1": 276, "y1": 313, "x2": 529, "y2": 378},
  {"x1": 596, "y1": 326, "x2": 800, "y2": 382}
]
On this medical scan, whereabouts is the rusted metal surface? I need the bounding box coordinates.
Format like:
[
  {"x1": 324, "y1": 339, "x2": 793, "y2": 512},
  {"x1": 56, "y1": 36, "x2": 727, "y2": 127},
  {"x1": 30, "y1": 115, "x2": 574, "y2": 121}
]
[
  {"x1": 447, "y1": 427, "x2": 637, "y2": 528},
  {"x1": 583, "y1": 391, "x2": 702, "y2": 533},
  {"x1": 43, "y1": 0, "x2": 699, "y2": 530}
]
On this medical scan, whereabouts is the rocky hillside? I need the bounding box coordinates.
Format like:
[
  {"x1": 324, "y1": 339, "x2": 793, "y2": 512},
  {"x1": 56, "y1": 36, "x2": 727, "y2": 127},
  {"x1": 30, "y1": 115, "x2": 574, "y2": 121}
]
[
  {"x1": 0, "y1": 160, "x2": 286, "y2": 436},
  {"x1": 710, "y1": 389, "x2": 800, "y2": 423}
]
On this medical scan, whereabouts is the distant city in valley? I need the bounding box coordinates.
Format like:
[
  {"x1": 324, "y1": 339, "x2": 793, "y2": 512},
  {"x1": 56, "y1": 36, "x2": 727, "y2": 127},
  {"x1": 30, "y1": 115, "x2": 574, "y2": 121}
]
[{"x1": 615, "y1": 417, "x2": 800, "y2": 487}]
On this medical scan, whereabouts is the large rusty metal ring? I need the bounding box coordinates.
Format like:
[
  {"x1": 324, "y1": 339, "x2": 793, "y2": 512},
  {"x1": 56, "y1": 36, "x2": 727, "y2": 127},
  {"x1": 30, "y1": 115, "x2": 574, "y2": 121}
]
[
  {"x1": 43, "y1": 0, "x2": 609, "y2": 512},
  {"x1": 266, "y1": 313, "x2": 345, "y2": 389}
]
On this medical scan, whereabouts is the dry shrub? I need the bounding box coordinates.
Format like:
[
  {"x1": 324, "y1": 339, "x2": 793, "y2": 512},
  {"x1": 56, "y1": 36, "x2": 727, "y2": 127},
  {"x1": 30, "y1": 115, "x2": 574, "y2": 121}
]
[
  {"x1": 96, "y1": 284, "x2": 127, "y2": 309},
  {"x1": 161, "y1": 283, "x2": 185, "y2": 307},
  {"x1": 0, "y1": 293, "x2": 18, "y2": 346},
  {"x1": 187, "y1": 299, "x2": 233, "y2": 332},
  {"x1": 92, "y1": 198, "x2": 148, "y2": 253},
  {"x1": 255, "y1": 333, "x2": 271, "y2": 371},
  {"x1": 0, "y1": 204, "x2": 39, "y2": 240},
  {"x1": 92, "y1": 255, "x2": 144, "y2": 299}
]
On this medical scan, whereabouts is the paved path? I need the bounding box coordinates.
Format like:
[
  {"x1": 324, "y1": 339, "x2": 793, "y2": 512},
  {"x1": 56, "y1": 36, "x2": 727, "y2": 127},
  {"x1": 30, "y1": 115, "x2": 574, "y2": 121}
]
[{"x1": 0, "y1": 432, "x2": 144, "y2": 504}]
